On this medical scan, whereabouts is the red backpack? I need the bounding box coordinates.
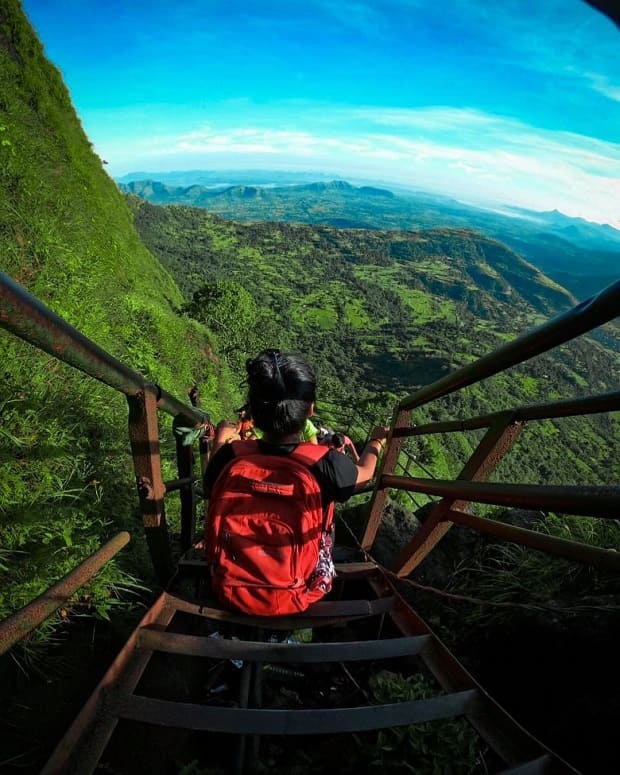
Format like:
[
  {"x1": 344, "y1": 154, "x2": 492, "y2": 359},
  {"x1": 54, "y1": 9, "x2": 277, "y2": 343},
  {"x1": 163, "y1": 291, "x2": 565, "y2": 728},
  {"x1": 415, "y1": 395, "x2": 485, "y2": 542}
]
[{"x1": 205, "y1": 440, "x2": 334, "y2": 616}]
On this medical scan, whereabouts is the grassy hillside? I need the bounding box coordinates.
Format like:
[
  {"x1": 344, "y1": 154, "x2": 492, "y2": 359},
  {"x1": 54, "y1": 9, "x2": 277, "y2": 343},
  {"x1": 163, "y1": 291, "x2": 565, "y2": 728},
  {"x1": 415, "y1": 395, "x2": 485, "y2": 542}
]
[
  {"x1": 120, "y1": 177, "x2": 620, "y2": 297},
  {"x1": 0, "y1": 0, "x2": 236, "y2": 633},
  {"x1": 0, "y1": 4, "x2": 617, "y2": 771},
  {"x1": 128, "y1": 198, "x2": 620, "y2": 492}
]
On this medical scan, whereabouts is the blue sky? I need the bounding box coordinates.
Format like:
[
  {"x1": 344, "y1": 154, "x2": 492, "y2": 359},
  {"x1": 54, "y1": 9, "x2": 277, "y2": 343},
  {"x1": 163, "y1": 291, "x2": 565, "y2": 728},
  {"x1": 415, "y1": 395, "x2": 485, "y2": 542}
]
[{"x1": 22, "y1": 0, "x2": 620, "y2": 226}]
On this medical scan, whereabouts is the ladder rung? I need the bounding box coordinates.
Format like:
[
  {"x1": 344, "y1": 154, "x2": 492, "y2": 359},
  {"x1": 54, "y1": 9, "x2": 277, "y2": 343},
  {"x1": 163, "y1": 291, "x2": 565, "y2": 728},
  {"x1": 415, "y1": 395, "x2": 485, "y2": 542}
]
[
  {"x1": 118, "y1": 688, "x2": 478, "y2": 735},
  {"x1": 168, "y1": 594, "x2": 396, "y2": 630},
  {"x1": 178, "y1": 560, "x2": 382, "y2": 576},
  {"x1": 335, "y1": 561, "x2": 380, "y2": 577},
  {"x1": 178, "y1": 558, "x2": 206, "y2": 568},
  {"x1": 496, "y1": 755, "x2": 554, "y2": 774},
  {"x1": 137, "y1": 628, "x2": 431, "y2": 662}
]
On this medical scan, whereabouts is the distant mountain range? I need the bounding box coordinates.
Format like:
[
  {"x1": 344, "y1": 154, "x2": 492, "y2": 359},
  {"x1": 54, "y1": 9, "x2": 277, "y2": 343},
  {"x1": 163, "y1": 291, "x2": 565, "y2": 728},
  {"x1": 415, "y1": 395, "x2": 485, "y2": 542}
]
[{"x1": 117, "y1": 173, "x2": 620, "y2": 300}]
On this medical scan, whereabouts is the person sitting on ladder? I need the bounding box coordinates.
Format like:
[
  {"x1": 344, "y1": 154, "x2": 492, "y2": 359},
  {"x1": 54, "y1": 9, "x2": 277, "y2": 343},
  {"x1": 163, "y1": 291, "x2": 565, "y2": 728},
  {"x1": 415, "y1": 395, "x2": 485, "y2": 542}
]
[{"x1": 203, "y1": 349, "x2": 389, "y2": 615}]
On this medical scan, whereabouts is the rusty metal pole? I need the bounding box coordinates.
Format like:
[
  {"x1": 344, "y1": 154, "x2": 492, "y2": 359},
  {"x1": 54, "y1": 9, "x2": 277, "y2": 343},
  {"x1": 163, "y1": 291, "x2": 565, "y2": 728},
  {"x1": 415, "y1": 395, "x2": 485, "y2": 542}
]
[
  {"x1": 361, "y1": 406, "x2": 411, "y2": 551},
  {"x1": 173, "y1": 405, "x2": 197, "y2": 553},
  {"x1": 175, "y1": 435, "x2": 196, "y2": 552},
  {"x1": 127, "y1": 386, "x2": 173, "y2": 585},
  {"x1": 392, "y1": 412, "x2": 524, "y2": 576},
  {"x1": 0, "y1": 532, "x2": 130, "y2": 656},
  {"x1": 189, "y1": 386, "x2": 212, "y2": 477}
]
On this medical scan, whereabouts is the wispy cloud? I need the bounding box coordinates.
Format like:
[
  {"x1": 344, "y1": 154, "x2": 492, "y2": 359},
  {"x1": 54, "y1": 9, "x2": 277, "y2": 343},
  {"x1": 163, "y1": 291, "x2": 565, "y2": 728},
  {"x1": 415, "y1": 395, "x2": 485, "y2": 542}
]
[
  {"x1": 47, "y1": 0, "x2": 617, "y2": 227},
  {"x1": 583, "y1": 72, "x2": 620, "y2": 102},
  {"x1": 100, "y1": 104, "x2": 620, "y2": 226}
]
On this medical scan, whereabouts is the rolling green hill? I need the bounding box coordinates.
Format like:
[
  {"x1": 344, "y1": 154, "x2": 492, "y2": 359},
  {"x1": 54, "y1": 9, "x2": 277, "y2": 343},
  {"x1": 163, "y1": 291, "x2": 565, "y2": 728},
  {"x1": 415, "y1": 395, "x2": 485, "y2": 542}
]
[
  {"x1": 119, "y1": 177, "x2": 620, "y2": 297},
  {"x1": 128, "y1": 198, "x2": 620, "y2": 489}
]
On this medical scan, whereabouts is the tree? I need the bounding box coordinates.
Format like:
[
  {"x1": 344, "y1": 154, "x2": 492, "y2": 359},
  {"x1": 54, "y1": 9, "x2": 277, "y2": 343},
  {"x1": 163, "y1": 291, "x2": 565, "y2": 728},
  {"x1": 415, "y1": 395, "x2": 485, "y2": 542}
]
[{"x1": 183, "y1": 280, "x2": 259, "y2": 363}]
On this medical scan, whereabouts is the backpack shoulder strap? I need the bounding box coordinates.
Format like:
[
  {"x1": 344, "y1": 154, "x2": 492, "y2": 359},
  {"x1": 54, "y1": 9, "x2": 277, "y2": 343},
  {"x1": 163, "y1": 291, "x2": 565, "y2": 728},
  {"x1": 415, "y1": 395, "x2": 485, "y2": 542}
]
[
  {"x1": 228, "y1": 439, "x2": 329, "y2": 468},
  {"x1": 229, "y1": 439, "x2": 260, "y2": 457},
  {"x1": 288, "y1": 442, "x2": 330, "y2": 468}
]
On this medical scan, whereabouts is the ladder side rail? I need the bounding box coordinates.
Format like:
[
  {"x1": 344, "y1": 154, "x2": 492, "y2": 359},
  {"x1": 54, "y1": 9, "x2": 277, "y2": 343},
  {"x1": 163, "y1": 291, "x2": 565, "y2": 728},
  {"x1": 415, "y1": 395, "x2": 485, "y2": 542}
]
[
  {"x1": 174, "y1": 419, "x2": 197, "y2": 552},
  {"x1": 380, "y1": 393, "x2": 620, "y2": 574},
  {"x1": 391, "y1": 413, "x2": 524, "y2": 576},
  {"x1": 382, "y1": 473, "x2": 620, "y2": 571},
  {"x1": 393, "y1": 389, "x2": 620, "y2": 437},
  {"x1": 446, "y1": 509, "x2": 620, "y2": 571},
  {"x1": 399, "y1": 280, "x2": 620, "y2": 412},
  {"x1": 127, "y1": 388, "x2": 174, "y2": 584},
  {"x1": 361, "y1": 406, "x2": 410, "y2": 549},
  {"x1": 0, "y1": 532, "x2": 130, "y2": 657},
  {"x1": 381, "y1": 477, "x2": 620, "y2": 520},
  {"x1": 0, "y1": 271, "x2": 203, "y2": 425},
  {"x1": 175, "y1": 386, "x2": 213, "y2": 551}
]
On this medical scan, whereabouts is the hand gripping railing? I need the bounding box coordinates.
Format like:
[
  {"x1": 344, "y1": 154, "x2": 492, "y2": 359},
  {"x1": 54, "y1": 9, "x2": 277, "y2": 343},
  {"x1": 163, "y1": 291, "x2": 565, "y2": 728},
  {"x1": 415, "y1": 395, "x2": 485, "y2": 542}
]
[
  {"x1": 0, "y1": 271, "x2": 208, "y2": 584},
  {"x1": 362, "y1": 279, "x2": 620, "y2": 576}
]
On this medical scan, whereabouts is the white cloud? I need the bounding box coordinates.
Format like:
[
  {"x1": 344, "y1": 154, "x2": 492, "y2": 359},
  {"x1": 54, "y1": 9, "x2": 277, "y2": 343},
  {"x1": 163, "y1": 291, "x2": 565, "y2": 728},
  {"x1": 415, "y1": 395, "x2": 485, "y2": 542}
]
[
  {"x1": 101, "y1": 105, "x2": 620, "y2": 227},
  {"x1": 583, "y1": 72, "x2": 620, "y2": 102}
]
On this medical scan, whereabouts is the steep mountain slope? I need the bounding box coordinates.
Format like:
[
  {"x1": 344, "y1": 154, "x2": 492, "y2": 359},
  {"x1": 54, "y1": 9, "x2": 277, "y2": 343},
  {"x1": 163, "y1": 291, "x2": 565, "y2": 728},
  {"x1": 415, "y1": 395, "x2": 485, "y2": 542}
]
[{"x1": 0, "y1": 0, "x2": 229, "y2": 623}]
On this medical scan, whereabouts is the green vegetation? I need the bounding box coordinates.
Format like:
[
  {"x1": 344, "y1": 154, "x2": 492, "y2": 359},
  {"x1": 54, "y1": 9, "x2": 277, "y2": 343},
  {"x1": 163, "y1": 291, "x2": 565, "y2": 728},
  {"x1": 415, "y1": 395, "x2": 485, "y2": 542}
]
[
  {"x1": 129, "y1": 199, "x2": 620, "y2": 490},
  {"x1": 0, "y1": 0, "x2": 237, "y2": 646},
  {"x1": 119, "y1": 177, "x2": 620, "y2": 300},
  {"x1": 361, "y1": 671, "x2": 482, "y2": 774},
  {"x1": 0, "y1": 3, "x2": 618, "y2": 772}
]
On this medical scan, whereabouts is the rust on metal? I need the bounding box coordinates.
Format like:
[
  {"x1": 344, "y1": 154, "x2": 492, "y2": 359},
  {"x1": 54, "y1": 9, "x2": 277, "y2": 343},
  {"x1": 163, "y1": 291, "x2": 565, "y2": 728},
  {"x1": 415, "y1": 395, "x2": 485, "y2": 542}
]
[
  {"x1": 382, "y1": 477, "x2": 620, "y2": 519},
  {"x1": 42, "y1": 572, "x2": 579, "y2": 773},
  {"x1": 0, "y1": 532, "x2": 130, "y2": 657},
  {"x1": 173, "y1": 413, "x2": 198, "y2": 552},
  {"x1": 127, "y1": 388, "x2": 173, "y2": 583},
  {"x1": 394, "y1": 389, "x2": 620, "y2": 438},
  {"x1": 361, "y1": 406, "x2": 410, "y2": 550},
  {"x1": 446, "y1": 509, "x2": 620, "y2": 570},
  {"x1": 41, "y1": 592, "x2": 177, "y2": 775},
  {"x1": 392, "y1": 414, "x2": 523, "y2": 577}
]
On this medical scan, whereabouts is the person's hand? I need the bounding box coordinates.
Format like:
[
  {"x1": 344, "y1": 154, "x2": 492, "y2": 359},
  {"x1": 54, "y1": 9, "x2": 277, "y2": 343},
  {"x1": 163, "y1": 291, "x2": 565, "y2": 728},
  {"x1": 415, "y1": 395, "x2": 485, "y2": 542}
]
[
  {"x1": 215, "y1": 419, "x2": 239, "y2": 444},
  {"x1": 369, "y1": 426, "x2": 389, "y2": 443}
]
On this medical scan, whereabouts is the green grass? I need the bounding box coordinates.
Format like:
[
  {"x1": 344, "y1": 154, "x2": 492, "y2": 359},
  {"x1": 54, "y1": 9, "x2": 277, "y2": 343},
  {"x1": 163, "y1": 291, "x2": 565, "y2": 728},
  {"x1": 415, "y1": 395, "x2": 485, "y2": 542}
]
[{"x1": 0, "y1": 0, "x2": 229, "y2": 646}]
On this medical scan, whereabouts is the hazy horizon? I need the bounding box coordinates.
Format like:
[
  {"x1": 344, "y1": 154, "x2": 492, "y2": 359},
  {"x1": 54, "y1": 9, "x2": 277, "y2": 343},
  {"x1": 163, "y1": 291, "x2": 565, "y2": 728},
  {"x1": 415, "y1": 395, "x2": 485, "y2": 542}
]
[
  {"x1": 116, "y1": 167, "x2": 620, "y2": 232},
  {"x1": 22, "y1": 1, "x2": 620, "y2": 227}
]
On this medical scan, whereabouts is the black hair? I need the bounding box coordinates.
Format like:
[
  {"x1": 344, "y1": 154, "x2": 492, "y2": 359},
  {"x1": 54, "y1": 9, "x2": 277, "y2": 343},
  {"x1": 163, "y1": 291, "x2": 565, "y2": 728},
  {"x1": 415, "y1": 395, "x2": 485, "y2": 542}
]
[
  {"x1": 331, "y1": 432, "x2": 345, "y2": 449},
  {"x1": 246, "y1": 349, "x2": 316, "y2": 435}
]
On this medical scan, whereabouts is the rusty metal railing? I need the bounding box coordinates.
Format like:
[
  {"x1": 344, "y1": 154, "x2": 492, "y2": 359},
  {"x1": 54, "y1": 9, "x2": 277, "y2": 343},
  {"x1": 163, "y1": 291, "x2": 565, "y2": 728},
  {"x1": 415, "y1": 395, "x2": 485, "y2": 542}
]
[
  {"x1": 3, "y1": 268, "x2": 620, "y2": 636},
  {"x1": 0, "y1": 271, "x2": 208, "y2": 585},
  {"x1": 0, "y1": 532, "x2": 130, "y2": 656},
  {"x1": 0, "y1": 272, "x2": 202, "y2": 422},
  {"x1": 362, "y1": 279, "x2": 620, "y2": 576}
]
